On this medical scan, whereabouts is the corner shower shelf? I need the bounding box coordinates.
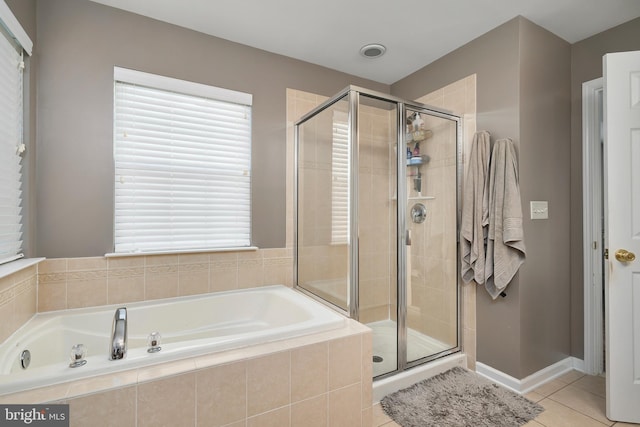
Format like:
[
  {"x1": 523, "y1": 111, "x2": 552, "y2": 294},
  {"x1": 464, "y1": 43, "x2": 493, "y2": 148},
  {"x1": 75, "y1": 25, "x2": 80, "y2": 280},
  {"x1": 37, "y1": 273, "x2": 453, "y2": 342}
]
[
  {"x1": 407, "y1": 157, "x2": 426, "y2": 166},
  {"x1": 406, "y1": 129, "x2": 433, "y2": 143}
]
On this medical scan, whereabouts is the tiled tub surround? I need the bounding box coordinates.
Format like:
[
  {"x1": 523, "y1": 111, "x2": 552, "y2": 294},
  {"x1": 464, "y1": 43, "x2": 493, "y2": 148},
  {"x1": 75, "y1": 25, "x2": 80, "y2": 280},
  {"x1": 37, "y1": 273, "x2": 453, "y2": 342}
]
[
  {"x1": 37, "y1": 249, "x2": 293, "y2": 312},
  {"x1": 1, "y1": 319, "x2": 373, "y2": 427},
  {"x1": 0, "y1": 285, "x2": 346, "y2": 395},
  {"x1": 0, "y1": 263, "x2": 38, "y2": 345}
]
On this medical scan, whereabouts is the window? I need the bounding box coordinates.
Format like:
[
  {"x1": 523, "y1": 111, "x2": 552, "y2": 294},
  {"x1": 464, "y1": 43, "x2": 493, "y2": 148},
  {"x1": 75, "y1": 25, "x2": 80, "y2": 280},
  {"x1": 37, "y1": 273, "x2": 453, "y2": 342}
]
[
  {"x1": 0, "y1": 2, "x2": 31, "y2": 265},
  {"x1": 113, "y1": 67, "x2": 252, "y2": 254},
  {"x1": 331, "y1": 111, "x2": 348, "y2": 244}
]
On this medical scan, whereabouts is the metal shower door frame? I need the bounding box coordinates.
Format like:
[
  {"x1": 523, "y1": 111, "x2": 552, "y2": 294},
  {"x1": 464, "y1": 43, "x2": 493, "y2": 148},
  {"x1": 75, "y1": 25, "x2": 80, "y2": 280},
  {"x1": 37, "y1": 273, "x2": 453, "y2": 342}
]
[{"x1": 293, "y1": 86, "x2": 463, "y2": 378}]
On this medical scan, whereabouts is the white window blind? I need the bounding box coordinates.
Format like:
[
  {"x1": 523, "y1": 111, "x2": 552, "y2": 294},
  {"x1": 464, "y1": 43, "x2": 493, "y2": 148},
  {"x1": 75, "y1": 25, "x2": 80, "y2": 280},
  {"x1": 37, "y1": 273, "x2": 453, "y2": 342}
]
[
  {"x1": 331, "y1": 112, "x2": 349, "y2": 245},
  {"x1": 0, "y1": 27, "x2": 24, "y2": 265},
  {"x1": 114, "y1": 68, "x2": 252, "y2": 254}
]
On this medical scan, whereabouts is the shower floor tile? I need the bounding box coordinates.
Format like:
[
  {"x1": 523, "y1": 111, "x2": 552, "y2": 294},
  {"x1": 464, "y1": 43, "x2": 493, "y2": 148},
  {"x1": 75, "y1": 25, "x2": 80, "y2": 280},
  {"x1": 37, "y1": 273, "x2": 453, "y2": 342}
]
[{"x1": 368, "y1": 320, "x2": 451, "y2": 377}]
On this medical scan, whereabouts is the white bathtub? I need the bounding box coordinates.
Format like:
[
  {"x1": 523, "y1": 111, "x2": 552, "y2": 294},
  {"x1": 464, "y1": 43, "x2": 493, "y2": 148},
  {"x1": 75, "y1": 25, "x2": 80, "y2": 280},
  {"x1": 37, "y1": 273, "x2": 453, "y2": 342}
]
[{"x1": 0, "y1": 285, "x2": 346, "y2": 395}]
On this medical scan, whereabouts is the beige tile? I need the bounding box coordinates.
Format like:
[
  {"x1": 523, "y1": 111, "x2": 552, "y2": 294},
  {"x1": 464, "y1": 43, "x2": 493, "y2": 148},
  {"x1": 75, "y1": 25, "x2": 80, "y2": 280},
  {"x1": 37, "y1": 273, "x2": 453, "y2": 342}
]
[
  {"x1": 179, "y1": 270, "x2": 210, "y2": 296},
  {"x1": 548, "y1": 384, "x2": 611, "y2": 425},
  {"x1": 0, "y1": 382, "x2": 71, "y2": 404},
  {"x1": 197, "y1": 361, "x2": 247, "y2": 427},
  {"x1": 0, "y1": 301, "x2": 14, "y2": 343},
  {"x1": 361, "y1": 331, "x2": 373, "y2": 409},
  {"x1": 137, "y1": 373, "x2": 196, "y2": 427},
  {"x1": 137, "y1": 359, "x2": 197, "y2": 383},
  {"x1": 328, "y1": 335, "x2": 362, "y2": 390},
  {"x1": 67, "y1": 370, "x2": 138, "y2": 398},
  {"x1": 556, "y1": 369, "x2": 585, "y2": 384},
  {"x1": 211, "y1": 268, "x2": 238, "y2": 293},
  {"x1": 536, "y1": 398, "x2": 610, "y2": 427},
  {"x1": 238, "y1": 263, "x2": 264, "y2": 289},
  {"x1": 67, "y1": 386, "x2": 136, "y2": 427},
  {"x1": 0, "y1": 276, "x2": 12, "y2": 293},
  {"x1": 108, "y1": 275, "x2": 145, "y2": 304},
  {"x1": 263, "y1": 261, "x2": 292, "y2": 287},
  {"x1": 525, "y1": 391, "x2": 546, "y2": 403},
  {"x1": 179, "y1": 253, "x2": 210, "y2": 264},
  {"x1": 66, "y1": 278, "x2": 107, "y2": 309},
  {"x1": 108, "y1": 256, "x2": 144, "y2": 269},
  {"x1": 247, "y1": 406, "x2": 290, "y2": 427},
  {"x1": 13, "y1": 281, "x2": 36, "y2": 326},
  {"x1": 522, "y1": 421, "x2": 546, "y2": 427},
  {"x1": 247, "y1": 351, "x2": 290, "y2": 417},
  {"x1": 37, "y1": 281, "x2": 66, "y2": 312},
  {"x1": 291, "y1": 395, "x2": 327, "y2": 427},
  {"x1": 38, "y1": 258, "x2": 67, "y2": 274},
  {"x1": 11, "y1": 265, "x2": 37, "y2": 284},
  {"x1": 145, "y1": 254, "x2": 178, "y2": 266},
  {"x1": 531, "y1": 378, "x2": 569, "y2": 397},
  {"x1": 328, "y1": 383, "x2": 362, "y2": 427},
  {"x1": 145, "y1": 273, "x2": 179, "y2": 300},
  {"x1": 573, "y1": 374, "x2": 606, "y2": 398},
  {"x1": 612, "y1": 423, "x2": 640, "y2": 426},
  {"x1": 262, "y1": 248, "x2": 290, "y2": 259},
  {"x1": 67, "y1": 256, "x2": 107, "y2": 271},
  {"x1": 362, "y1": 406, "x2": 372, "y2": 427},
  {"x1": 372, "y1": 403, "x2": 393, "y2": 426},
  {"x1": 291, "y1": 342, "x2": 328, "y2": 402}
]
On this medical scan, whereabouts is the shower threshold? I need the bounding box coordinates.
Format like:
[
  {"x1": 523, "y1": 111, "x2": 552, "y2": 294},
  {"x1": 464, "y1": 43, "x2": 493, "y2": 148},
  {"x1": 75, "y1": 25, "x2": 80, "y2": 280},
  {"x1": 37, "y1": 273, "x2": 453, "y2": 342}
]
[{"x1": 368, "y1": 319, "x2": 452, "y2": 378}]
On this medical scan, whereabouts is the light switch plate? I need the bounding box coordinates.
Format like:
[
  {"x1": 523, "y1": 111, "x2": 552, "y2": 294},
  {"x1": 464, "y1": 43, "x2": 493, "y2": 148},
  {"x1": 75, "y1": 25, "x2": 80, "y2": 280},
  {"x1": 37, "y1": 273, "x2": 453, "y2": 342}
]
[{"x1": 530, "y1": 201, "x2": 548, "y2": 220}]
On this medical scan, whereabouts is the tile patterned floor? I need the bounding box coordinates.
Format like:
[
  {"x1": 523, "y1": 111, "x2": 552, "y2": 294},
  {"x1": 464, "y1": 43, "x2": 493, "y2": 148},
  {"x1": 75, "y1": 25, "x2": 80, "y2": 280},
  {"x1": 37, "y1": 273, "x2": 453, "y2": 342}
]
[{"x1": 372, "y1": 370, "x2": 640, "y2": 426}]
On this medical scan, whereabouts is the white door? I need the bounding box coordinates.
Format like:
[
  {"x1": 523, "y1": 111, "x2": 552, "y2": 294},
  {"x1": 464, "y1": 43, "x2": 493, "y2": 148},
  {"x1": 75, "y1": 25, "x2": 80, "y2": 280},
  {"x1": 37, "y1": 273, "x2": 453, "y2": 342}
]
[{"x1": 604, "y1": 50, "x2": 640, "y2": 423}]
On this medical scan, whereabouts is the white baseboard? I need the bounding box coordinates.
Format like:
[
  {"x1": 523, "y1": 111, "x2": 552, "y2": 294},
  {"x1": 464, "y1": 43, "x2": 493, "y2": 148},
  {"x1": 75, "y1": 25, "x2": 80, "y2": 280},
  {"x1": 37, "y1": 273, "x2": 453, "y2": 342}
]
[{"x1": 476, "y1": 357, "x2": 584, "y2": 395}]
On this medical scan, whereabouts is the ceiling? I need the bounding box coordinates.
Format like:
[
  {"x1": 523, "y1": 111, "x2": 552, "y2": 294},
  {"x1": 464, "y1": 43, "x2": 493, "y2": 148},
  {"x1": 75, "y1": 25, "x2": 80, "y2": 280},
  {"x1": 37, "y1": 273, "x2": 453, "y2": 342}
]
[{"x1": 89, "y1": 0, "x2": 640, "y2": 84}]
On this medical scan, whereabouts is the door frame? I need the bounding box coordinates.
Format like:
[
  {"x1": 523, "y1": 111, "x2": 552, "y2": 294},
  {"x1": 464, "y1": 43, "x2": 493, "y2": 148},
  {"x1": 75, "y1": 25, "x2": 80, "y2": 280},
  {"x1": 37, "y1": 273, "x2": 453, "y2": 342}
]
[{"x1": 582, "y1": 77, "x2": 604, "y2": 375}]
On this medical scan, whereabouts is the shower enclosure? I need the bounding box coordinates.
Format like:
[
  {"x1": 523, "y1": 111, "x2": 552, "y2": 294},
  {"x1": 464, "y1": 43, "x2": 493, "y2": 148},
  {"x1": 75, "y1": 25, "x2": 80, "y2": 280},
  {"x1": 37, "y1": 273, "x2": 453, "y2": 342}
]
[{"x1": 294, "y1": 86, "x2": 461, "y2": 378}]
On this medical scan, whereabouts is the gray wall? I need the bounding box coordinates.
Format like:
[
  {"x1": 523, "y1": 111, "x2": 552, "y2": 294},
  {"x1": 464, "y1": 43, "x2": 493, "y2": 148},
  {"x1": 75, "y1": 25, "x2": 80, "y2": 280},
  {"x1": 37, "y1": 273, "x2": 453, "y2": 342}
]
[
  {"x1": 569, "y1": 17, "x2": 640, "y2": 360},
  {"x1": 393, "y1": 17, "x2": 572, "y2": 379},
  {"x1": 33, "y1": 0, "x2": 388, "y2": 258},
  {"x1": 518, "y1": 19, "x2": 572, "y2": 375}
]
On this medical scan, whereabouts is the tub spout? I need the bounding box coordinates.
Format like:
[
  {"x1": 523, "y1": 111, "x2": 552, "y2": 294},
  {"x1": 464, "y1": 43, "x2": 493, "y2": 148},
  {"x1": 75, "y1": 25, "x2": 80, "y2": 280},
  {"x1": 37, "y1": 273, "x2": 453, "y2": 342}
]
[{"x1": 110, "y1": 307, "x2": 127, "y2": 360}]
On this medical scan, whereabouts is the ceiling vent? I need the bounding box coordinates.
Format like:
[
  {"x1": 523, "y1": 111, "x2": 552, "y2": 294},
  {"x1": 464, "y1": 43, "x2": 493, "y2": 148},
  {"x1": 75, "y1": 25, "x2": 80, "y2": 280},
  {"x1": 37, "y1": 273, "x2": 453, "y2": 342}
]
[{"x1": 360, "y1": 44, "x2": 386, "y2": 59}]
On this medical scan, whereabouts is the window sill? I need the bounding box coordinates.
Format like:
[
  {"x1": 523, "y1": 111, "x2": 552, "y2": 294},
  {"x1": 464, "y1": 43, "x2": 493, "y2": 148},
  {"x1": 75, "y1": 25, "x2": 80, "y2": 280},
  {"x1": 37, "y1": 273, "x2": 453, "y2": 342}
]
[
  {"x1": 0, "y1": 257, "x2": 46, "y2": 280},
  {"x1": 104, "y1": 246, "x2": 259, "y2": 258}
]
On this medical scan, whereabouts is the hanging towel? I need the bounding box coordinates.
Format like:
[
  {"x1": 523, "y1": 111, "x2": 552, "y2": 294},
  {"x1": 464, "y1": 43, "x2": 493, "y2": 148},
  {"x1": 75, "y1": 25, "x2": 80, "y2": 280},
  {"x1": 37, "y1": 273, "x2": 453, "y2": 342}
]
[
  {"x1": 460, "y1": 131, "x2": 491, "y2": 285},
  {"x1": 484, "y1": 138, "x2": 526, "y2": 299}
]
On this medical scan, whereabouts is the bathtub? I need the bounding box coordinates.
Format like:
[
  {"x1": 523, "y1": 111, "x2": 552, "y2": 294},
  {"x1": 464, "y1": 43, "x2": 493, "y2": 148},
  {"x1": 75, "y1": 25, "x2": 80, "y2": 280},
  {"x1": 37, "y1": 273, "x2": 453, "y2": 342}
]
[{"x1": 0, "y1": 285, "x2": 346, "y2": 395}]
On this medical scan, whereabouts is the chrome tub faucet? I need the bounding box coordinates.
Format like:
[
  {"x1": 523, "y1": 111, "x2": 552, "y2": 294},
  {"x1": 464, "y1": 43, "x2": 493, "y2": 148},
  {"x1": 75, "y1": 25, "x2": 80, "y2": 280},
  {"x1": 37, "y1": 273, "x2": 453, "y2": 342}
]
[{"x1": 110, "y1": 307, "x2": 127, "y2": 360}]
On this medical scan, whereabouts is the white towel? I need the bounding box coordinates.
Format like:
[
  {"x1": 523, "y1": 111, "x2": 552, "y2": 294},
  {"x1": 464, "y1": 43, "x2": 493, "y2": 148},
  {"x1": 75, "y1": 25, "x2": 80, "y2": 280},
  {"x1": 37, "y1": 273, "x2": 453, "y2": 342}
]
[
  {"x1": 484, "y1": 138, "x2": 526, "y2": 299},
  {"x1": 460, "y1": 131, "x2": 491, "y2": 285}
]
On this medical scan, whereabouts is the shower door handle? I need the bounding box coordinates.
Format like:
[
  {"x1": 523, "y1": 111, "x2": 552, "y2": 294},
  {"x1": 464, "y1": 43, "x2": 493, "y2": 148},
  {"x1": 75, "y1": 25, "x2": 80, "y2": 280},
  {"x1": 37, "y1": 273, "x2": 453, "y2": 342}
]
[{"x1": 406, "y1": 229, "x2": 411, "y2": 246}]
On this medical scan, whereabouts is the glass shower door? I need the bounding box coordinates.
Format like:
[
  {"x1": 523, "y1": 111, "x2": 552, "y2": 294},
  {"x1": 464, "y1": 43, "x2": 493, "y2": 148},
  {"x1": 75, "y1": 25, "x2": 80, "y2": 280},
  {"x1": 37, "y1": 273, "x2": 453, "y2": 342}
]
[
  {"x1": 296, "y1": 95, "x2": 351, "y2": 312},
  {"x1": 356, "y1": 94, "x2": 399, "y2": 377},
  {"x1": 404, "y1": 107, "x2": 459, "y2": 365}
]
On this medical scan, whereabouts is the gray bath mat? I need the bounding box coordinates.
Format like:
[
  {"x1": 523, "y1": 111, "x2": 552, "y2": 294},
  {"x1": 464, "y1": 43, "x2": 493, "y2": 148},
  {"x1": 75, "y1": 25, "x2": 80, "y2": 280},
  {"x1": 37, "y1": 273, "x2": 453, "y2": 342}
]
[{"x1": 380, "y1": 367, "x2": 543, "y2": 427}]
